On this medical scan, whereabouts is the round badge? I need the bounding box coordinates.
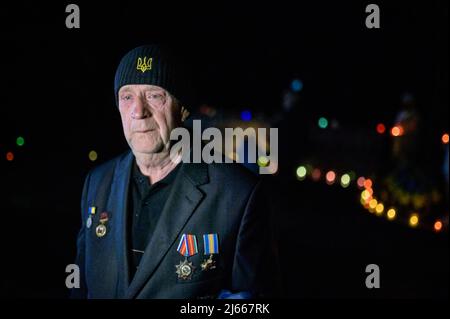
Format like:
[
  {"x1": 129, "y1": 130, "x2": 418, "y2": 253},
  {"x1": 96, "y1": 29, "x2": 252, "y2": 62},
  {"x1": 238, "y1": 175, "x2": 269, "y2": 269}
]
[{"x1": 95, "y1": 224, "x2": 107, "y2": 237}]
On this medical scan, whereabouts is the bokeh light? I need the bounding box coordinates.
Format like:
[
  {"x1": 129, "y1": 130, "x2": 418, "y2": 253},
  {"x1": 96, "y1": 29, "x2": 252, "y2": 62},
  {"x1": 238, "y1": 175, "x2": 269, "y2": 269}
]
[
  {"x1": 375, "y1": 203, "x2": 384, "y2": 215},
  {"x1": 387, "y1": 208, "x2": 396, "y2": 220},
  {"x1": 434, "y1": 220, "x2": 443, "y2": 232},
  {"x1": 16, "y1": 136, "x2": 25, "y2": 146},
  {"x1": 357, "y1": 177, "x2": 365, "y2": 188},
  {"x1": 89, "y1": 150, "x2": 98, "y2": 162},
  {"x1": 296, "y1": 166, "x2": 307, "y2": 180},
  {"x1": 369, "y1": 199, "x2": 378, "y2": 210},
  {"x1": 376, "y1": 123, "x2": 386, "y2": 134},
  {"x1": 325, "y1": 170, "x2": 336, "y2": 184},
  {"x1": 442, "y1": 133, "x2": 449, "y2": 144},
  {"x1": 291, "y1": 79, "x2": 303, "y2": 92},
  {"x1": 340, "y1": 174, "x2": 350, "y2": 188},
  {"x1": 363, "y1": 178, "x2": 373, "y2": 189},
  {"x1": 391, "y1": 125, "x2": 404, "y2": 137},
  {"x1": 257, "y1": 156, "x2": 269, "y2": 167},
  {"x1": 409, "y1": 214, "x2": 419, "y2": 227},
  {"x1": 311, "y1": 168, "x2": 321, "y2": 181},
  {"x1": 6, "y1": 152, "x2": 14, "y2": 161},
  {"x1": 361, "y1": 190, "x2": 371, "y2": 201},
  {"x1": 318, "y1": 117, "x2": 328, "y2": 129},
  {"x1": 241, "y1": 110, "x2": 252, "y2": 121}
]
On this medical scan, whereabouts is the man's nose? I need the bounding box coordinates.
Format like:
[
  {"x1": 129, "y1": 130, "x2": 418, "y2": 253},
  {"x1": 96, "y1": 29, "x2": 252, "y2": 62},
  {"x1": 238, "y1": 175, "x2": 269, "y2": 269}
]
[{"x1": 131, "y1": 97, "x2": 151, "y2": 119}]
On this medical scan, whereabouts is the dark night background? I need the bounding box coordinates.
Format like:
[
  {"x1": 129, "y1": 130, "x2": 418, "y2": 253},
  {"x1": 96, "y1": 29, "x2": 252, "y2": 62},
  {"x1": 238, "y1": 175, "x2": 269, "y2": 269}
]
[{"x1": 0, "y1": 1, "x2": 448, "y2": 299}]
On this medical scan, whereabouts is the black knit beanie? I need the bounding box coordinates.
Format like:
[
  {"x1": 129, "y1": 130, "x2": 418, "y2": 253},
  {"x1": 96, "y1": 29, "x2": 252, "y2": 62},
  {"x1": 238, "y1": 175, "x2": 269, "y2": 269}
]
[{"x1": 114, "y1": 45, "x2": 187, "y2": 106}]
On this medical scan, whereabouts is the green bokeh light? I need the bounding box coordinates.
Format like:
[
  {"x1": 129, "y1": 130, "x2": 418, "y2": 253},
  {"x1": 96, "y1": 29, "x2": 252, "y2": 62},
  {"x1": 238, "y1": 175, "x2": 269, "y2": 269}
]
[
  {"x1": 16, "y1": 136, "x2": 25, "y2": 146},
  {"x1": 318, "y1": 117, "x2": 328, "y2": 129},
  {"x1": 340, "y1": 174, "x2": 351, "y2": 187},
  {"x1": 296, "y1": 166, "x2": 307, "y2": 179}
]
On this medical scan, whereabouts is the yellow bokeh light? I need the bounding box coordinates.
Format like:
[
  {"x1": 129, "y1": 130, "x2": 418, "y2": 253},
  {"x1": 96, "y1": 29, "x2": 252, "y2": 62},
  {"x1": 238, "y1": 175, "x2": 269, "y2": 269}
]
[
  {"x1": 387, "y1": 208, "x2": 396, "y2": 220},
  {"x1": 361, "y1": 190, "x2": 371, "y2": 201},
  {"x1": 257, "y1": 156, "x2": 269, "y2": 167},
  {"x1": 369, "y1": 199, "x2": 378, "y2": 209},
  {"x1": 409, "y1": 214, "x2": 419, "y2": 227},
  {"x1": 340, "y1": 174, "x2": 350, "y2": 188},
  {"x1": 375, "y1": 203, "x2": 384, "y2": 215},
  {"x1": 89, "y1": 150, "x2": 98, "y2": 161}
]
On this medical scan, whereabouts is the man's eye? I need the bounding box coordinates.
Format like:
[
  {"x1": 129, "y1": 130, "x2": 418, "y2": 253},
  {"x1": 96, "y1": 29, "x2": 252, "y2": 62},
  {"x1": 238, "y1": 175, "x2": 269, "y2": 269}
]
[
  {"x1": 148, "y1": 94, "x2": 163, "y2": 100},
  {"x1": 121, "y1": 95, "x2": 132, "y2": 101}
]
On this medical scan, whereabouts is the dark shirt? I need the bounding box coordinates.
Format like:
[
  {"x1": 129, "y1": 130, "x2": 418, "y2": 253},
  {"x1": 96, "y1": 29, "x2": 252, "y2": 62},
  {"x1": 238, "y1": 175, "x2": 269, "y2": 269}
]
[{"x1": 128, "y1": 160, "x2": 181, "y2": 279}]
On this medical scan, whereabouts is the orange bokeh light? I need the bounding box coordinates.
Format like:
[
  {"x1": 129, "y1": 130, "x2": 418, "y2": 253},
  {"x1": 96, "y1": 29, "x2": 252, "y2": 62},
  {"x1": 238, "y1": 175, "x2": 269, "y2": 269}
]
[
  {"x1": 391, "y1": 125, "x2": 404, "y2": 137},
  {"x1": 376, "y1": 123, "x2": 386, "y2": 134},
  {"x1": 442, "y1": 133, "x2": 449, "y2": 144},
  {"x1": 6, "y1": 152, "x2": 14, "y2": 161},
  {"x1": 434, "y1": 220, "x2": 443, "y2": 232}
]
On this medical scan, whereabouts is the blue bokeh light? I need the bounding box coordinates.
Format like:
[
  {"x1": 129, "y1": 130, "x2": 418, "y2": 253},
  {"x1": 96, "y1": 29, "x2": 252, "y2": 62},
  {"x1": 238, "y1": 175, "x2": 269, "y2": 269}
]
[
  {"x1": 291, "y1": 79, "x2": 303, "y2": 92},
  {"x1": 241, "y1": 110, "x2": 252, "y2": 121}
]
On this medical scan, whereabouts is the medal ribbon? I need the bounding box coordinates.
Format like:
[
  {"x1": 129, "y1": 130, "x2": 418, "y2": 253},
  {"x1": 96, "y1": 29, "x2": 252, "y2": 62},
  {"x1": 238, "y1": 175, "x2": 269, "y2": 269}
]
[
  {"x1": 203, "y1": 233, "x2": 219, "y2": 255},
  {"x1": 177, "y1": 234, "x2": 198, "y2": 257}
]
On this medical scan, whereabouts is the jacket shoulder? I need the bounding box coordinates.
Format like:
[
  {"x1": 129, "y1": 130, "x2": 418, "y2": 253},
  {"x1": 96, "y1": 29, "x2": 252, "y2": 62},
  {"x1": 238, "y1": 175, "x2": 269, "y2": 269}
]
[
  {"x1": 207, "y1": 162, "x2": 260, "y2": 190},
  {"x1": 85, "y1": 151, "x2": 130, "y2": 185}
]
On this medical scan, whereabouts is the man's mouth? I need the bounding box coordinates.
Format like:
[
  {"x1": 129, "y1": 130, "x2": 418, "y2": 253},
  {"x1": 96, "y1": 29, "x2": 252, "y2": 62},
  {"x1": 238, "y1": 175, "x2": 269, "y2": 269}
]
[{"x1": 135, "y1": 128, "x2": 156, "y2": 133}]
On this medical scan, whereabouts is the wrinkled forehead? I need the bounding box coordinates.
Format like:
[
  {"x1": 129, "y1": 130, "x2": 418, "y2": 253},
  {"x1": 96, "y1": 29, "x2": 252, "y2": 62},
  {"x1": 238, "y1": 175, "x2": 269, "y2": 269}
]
[{"x1": 118, "y1": 84, "x2": 167, "y2": 95}]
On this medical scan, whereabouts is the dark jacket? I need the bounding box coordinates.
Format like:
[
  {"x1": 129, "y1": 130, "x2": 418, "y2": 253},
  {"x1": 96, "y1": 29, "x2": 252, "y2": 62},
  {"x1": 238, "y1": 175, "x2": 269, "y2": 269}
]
[{"x1": 72, "y1": 150, "x2": 279, "y2": 299}]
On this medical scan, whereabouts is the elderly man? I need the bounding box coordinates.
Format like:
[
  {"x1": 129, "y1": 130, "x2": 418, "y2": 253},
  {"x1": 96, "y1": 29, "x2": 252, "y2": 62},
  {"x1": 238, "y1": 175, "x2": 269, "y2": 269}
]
[{"x1": 72, "y1": 45, "x2": 280, "y2": 299}]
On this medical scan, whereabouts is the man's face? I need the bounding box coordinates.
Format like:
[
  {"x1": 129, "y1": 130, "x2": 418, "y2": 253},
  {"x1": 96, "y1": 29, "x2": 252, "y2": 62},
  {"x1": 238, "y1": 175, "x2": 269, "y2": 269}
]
[{"x1": 118, "y1": 84, "x2": 181, "y2": 155}]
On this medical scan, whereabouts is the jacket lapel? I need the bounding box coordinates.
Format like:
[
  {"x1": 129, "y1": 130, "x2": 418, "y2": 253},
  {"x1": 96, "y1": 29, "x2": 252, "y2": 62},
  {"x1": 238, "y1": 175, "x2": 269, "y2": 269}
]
[
  {"x1": 126, "y1": 162, "x2": 209, "y2": 299},
  {"x1": 107, "y1": 151, "x2": 134, "y2": 298}
]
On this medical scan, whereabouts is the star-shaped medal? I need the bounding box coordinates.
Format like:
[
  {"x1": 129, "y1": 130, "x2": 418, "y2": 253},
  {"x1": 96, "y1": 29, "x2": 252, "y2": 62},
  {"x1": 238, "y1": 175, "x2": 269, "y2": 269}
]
[{"x1": 175, "y1": 259, "x2": 195, "y2": 280}]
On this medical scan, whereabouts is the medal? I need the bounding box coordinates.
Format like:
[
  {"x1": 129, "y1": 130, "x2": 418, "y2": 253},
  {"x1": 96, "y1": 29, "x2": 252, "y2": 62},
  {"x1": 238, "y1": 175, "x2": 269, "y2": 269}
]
[
  {"x1": 201, "y1": 233, "x2": 219, "y2": 271},
  {"x1": 175, "y1": 259, "x2": 195, "y2": 280},
  {"x1": 95, "y1": 211, "x2": 109, "y2": 238},
  {"x1": 175, "y1": 234, "x2": 198, "y2": 280},
  {"x1": 86, "y1": 206, "x2": 96, "y2": 229},
  {"x1": 86, "y1": 216, "x2": 92, "y2": 228},
  {"x1": 201, "y1": 254, "x2": 216, "y2": 271},
  {"x1": 95, "y1": 224, "x2": 107, "y2": 237}
]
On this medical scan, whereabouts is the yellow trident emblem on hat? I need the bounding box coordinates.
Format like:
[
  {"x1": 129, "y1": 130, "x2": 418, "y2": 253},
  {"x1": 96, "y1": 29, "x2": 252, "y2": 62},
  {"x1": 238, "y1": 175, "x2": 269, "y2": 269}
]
[{"x1": 136, "y1": 56, "x2": 153, "y2": 73}]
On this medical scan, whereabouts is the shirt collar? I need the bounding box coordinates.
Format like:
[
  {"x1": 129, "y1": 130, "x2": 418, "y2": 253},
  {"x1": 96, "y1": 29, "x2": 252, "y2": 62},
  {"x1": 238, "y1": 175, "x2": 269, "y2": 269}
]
[{"x1": 132, "y1": 158, "x2": 181, "y2": 188}]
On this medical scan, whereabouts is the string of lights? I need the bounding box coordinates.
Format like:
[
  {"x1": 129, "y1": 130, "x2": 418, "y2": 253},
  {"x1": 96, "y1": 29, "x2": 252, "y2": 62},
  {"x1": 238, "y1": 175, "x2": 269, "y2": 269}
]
[{"x1": 296, "y1": 163, "x2": 447, "y2": 233}]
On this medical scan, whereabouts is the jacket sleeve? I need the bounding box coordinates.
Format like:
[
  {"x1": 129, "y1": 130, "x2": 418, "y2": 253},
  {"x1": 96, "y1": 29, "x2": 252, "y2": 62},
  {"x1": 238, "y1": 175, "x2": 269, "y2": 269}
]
[
  {"x1": 229, "y1": 178, "x2": 282, "y2": 298},
  {"x1": 70, "y1": 173, "x2": 91, "y2": 299}
]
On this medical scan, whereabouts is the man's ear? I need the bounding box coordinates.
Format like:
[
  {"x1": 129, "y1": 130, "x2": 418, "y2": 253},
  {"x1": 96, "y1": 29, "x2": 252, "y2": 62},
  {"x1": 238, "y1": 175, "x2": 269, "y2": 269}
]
[{"x1": 181, "y1": 106, "x2": 190, "y2": 122}]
